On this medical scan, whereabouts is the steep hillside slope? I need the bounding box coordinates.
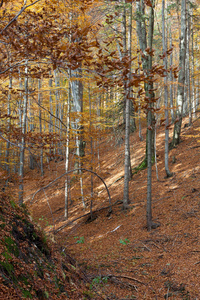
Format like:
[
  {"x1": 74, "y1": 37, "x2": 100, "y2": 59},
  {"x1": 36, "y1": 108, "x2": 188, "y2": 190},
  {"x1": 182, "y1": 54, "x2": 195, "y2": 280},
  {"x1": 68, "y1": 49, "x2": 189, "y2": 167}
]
[{"x1": 0, "y1": 193, "x2": 92, "y2": 299}]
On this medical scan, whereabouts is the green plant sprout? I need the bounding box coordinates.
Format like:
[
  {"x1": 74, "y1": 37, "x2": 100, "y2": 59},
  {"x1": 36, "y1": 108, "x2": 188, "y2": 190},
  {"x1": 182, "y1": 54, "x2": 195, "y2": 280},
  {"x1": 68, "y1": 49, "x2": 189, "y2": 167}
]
[
  {"x1": 74, "y1": 236, "x2": 85, "y2": 244},
  {"x1": 119, "y1": 238, "x2": 130, "y2": 245}
]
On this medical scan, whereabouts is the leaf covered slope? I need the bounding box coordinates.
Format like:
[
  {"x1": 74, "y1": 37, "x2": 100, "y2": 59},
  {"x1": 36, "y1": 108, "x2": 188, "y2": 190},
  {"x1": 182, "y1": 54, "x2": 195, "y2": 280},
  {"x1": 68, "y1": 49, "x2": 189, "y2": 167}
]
[
  {"x1": 0, "y1": 193, "x2": 89, "y2": 299},
  {"x1": 27, "y1": 114, "x2": 200, "y2": 299}
]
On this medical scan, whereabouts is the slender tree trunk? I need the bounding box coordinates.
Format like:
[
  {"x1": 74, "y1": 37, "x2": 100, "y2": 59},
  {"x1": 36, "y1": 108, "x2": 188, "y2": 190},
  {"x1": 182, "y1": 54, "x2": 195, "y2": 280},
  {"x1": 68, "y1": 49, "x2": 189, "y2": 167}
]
[
  {"x1": 5, "y1": 73, "x2": 12, "y2": 176},
  {"x1": 49, "y1": 71, "x2": 53, "y2": 161},
  {"x1": 19, "y1": 60, "x2": 28, "y2": 205},
  {"x1": 64, "y1": 83, "x2": 70, "y2": 219},
  {"x1": 191, "y1": 8, "x2": 196, "y2": 119},
  {"x1": 154, "y1": 123, "x2": 159, "y2": 181},
  {"x1": 89, "y1": 85, "x2": 94, "y2": 218},
  {"x1": 146, "y1": 0, "x2": 155, "y2": 230},
  {"x1": 122, "y1": 1, "x2": 127, "y2": 126},
  {"x1": 136, "y1": 0, "x2": 155, "y2": 168},
  {"x1": 128, "y1": 2, "x2": 136, "y2": 132},
  {"x1": 97, "y1": 95, "x2": 101, "y2": 170},
  {"x1": 123, "y1": 0, "x2": 132, "y2": 208},
  {"x1": 136, "y1": 0, "x2": 156, "y2": 230},
  {"x1": 28, "y1": 88, "x2": 36, "y2": 170},
  {"x1": 54, "y1": 69, "x2": 60, "y2": 157},
  {"x1": 169, "y1": 25, "x2": 174, "y2": 122},
  {"x1": 186, "y1": 4, "x2": 192, "y2": 125},
  {"x1": 38, "y1": 77, "x2": 44, "y2": 176},
  {"x1": 137, "y1": 38, "x2": 143, "y2": 141},
  {"x1": 147, "y1": 102, "x2": 152, "y2": 230},
  {"x1": 172, "y1": 0, "x2": 186, "y2": 147},
  {"x1": 162, "y1": 0, "x2": 172, "y2": 177}
]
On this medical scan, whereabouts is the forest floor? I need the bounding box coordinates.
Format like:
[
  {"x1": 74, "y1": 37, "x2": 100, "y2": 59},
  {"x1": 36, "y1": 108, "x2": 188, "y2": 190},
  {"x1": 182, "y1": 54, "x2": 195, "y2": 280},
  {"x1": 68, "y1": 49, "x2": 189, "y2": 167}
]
[{"x1": 24, "y1": 115, "x2": 200, "y2": 300}]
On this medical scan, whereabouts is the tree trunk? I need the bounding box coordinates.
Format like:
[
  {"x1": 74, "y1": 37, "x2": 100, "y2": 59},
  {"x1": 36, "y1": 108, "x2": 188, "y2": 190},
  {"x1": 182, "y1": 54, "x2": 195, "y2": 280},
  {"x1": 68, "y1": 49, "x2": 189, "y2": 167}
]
[
  {"x1": 136, "y1": 0, "x2": 155, "y2": 168},
  {"x1": 172, "y1": 0, "x2": 186, "y2": 147},
  {"x1": 89, "y1": 85, "x2": 94, "y2": 218},
  {"x1": 70, "y1": 68, "x2": 85, "y2": 170},
  {"x1": 19, "y1": 60, "x2": 28, "y2": 205},
  {"x1": 162, "y1": 0, "x2": 172, "y2": 177},
  {"x1": 123, "y1": 77, "x2": 131, "y2": 209},
  {"x1": 5, "y1": 73, "x2": 12, "y2": 176},
  {"x1": 128, "y1": 2, "x2": 136, "y2": 133},
  {"x1": 123, "y1": 0, "x2": 132, "y2": 208},
  {"x1": 191, "y1": 8, "x2": 196, "y2": 119},
  {"x1": 64, "y1": 83, "x2": 70, "y2": 219},
  {"x1": 146, "y1": 0, "x2": 155, "y2": 230},
  {"x1": 38, "y1": 77, "x2": 44, "y2": 176},
  {"x1": 169, "y1": 25, "x2": 174, "y2": 122},
  {"x1": 48, "y1": 71, "x2": 53, "y2": 161}
]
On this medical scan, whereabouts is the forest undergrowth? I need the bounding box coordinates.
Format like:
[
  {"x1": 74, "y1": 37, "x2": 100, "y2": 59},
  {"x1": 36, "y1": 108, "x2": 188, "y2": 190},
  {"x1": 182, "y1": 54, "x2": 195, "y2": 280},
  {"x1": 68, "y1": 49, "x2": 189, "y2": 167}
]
[{"x1": 2, "y1": 114, "x2": 200, "y2": 299}]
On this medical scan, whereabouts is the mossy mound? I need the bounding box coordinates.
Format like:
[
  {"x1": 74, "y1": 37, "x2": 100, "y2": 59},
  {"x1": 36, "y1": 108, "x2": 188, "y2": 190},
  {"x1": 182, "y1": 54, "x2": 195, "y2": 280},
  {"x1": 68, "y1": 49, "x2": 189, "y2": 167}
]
[{"x1": 0, "y1": 194, "x2": 89, "y2": 299}]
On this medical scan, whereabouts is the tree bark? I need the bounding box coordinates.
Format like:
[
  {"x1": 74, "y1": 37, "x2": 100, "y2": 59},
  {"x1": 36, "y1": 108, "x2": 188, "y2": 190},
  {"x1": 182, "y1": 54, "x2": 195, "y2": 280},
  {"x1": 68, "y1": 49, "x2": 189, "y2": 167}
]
[
  {"x1": 162, "y1": 0, "x2": 172, "y2": 177},
  {"x1": 19, "y1": 60, "x2": 28, "y2": 205},
  {"x1": 172, "y1": 0, "x2": 186, "y2": 147},
  {"x1": 123, "y1": 0, "x2": 132, "y2": 209}
]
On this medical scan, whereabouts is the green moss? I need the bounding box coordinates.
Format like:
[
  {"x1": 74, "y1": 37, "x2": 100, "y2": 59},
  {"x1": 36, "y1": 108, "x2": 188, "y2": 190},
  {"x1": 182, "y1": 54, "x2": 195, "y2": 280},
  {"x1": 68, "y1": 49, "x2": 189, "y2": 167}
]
[
  {"x1": 3, "y1": 236, "x2": 19, "y2": 257},
  {"x1": 133, "y1": 156, "x2": 155, "y2": 175},
  {"x1": 0, "y1": 259, "x2": 17, "y2": 284},
  {"x1": 21, "y1": 289, "x2": 33, "y2": 298},
  {"x1": 133, "y1": 158, "x2": 147, "y2": 175},
  {"x1": 10, "y1": 200, "x2": 16, "y2": 209}
]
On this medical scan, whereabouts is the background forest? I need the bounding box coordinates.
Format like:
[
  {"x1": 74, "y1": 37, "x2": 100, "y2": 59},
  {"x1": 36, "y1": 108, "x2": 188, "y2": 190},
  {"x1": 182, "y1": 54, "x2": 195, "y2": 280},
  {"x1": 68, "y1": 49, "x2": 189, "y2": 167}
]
[
  {"x1": 0, "y1": 0, "x2": 199, "y2": 227},
  {"x1": 0, "y1": 0, "x2": 200, "y2": 298}
]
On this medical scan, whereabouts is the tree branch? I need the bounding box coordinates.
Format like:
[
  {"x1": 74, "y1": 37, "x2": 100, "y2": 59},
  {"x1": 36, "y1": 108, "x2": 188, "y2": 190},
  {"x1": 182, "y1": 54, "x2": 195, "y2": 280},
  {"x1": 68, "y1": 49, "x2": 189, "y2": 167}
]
[
  {"x1": 0, "y1": 0, "x2": 41, "y2": 34},
  {"x1": 30, "y1": 168, "x2": 112, "y2": 211},
  {"x1": 0, "y1": 60, "x2": 26, "y2": 75}
]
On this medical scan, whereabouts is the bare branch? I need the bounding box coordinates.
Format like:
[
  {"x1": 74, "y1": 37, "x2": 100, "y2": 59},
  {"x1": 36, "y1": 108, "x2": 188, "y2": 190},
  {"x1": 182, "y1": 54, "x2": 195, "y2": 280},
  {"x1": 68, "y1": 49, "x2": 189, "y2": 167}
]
[
  {"x1": 0, "y1": 0, "x2": 41, "y2": 34},
  {"x1": 30, "y1": 168, "x2": 112, "y2": 212},
  {"x1": 33, "y1": 97, "x2": 68, "y2": 130},
  {"x1": 0, "y1": 134, "x2": 20, "y2": 148},
  {"x1": 106, "y1": 274, "x2": 145, "y2": 285},
  {"x1": 0, "y1": 60, "x2": 26, "y2": 75}
]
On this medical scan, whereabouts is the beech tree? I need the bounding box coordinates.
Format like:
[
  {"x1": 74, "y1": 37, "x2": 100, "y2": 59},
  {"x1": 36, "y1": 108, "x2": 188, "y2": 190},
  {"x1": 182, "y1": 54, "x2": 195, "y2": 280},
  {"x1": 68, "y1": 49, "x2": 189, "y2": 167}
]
[
  {"x1": 172, "y1": 0, "x2": 186, "y2": 147},
  {"x1": 162, "y1": 0, "x2": 172, "y2": 178},
  {"x1": 136, "y1": 0, "x2": 156, "y2": 230}
]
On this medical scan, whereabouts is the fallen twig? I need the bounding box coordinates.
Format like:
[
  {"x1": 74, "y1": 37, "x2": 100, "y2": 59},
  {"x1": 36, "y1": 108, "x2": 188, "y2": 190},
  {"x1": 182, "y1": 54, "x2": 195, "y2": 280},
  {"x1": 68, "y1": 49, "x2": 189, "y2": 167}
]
[
  {"x1": 109, "y1": 276, "x2": 138, "y2": 291},
  {"x1": 106, "y1": 274, "x2": 145, "y2": 285},
  {"x1": 140, "y1": 241, "x2": 151, "y2": 252}
]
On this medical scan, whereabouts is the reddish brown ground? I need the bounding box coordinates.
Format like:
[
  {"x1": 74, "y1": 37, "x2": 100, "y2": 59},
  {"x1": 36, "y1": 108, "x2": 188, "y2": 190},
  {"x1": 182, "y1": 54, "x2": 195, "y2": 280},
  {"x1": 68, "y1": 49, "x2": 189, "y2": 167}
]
[{"x1": 24, "y1": 115, "x2": 200, "y2": 300}]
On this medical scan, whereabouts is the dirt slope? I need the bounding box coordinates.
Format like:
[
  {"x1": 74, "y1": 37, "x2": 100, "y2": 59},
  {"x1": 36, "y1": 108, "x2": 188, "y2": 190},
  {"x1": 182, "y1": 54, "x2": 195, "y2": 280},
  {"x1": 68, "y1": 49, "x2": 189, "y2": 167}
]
[{"x1": 25, "y1": 115, "x2": 200, "y2": 299}]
